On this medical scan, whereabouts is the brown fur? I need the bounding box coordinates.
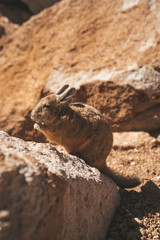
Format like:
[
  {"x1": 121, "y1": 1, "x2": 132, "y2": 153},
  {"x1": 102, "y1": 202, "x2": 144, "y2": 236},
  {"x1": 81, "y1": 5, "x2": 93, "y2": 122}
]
[{"x1": 31, "y1": 85, "x2": 140, "y2": 188}]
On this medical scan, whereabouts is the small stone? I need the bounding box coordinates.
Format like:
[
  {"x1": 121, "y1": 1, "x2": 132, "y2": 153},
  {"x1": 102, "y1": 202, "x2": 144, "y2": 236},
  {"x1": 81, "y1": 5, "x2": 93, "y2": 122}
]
[
  {"x1": 141, "y1": 236, "x2": 147, "y2": 240},
  {"x1": 153, "y1": 229, "x2": 159, "y2": 236},
  {"x1": 130, "y1": 161, "x2": 135, "y2": 165},
  {"x1": 0, "y1": 210, "x2": 9, "y2": 219},
  {"x1": 153, "y1": 236, "x2": 160, "y2": 239},
  {"x1": 143, "y1": 222, "x2": 148, "y2": 228},
  {"x1": 140, "y1": 228, "x2": 147, "y2": 236},
  {"x1": 134, "y1": 217, "x2": 143, "y2": 226},
  {"x1": 152, "y1": 223, "x2": 157, "y2": 228}
]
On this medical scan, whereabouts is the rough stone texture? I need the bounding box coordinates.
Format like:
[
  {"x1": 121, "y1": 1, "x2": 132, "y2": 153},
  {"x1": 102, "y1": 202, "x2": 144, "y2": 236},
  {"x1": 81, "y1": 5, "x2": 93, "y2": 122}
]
[
  {"x1": 113, "y1": 131, "x2": 157, "y2": 150},
  {"x1": 47, "y1": 65, "x2": 160, "y2": 97},
  {"x1": 69, "y1": 77, "x2": 159, "y2": 132},
  {"x1": 46, "y1": 66, "x2": 160, "y2": 132},
  {"x1": 0, "y1": 0, "x2": 160, "y2": 140},
  {"x1": 0, "y1": 15, "x2": 19, "y2": 49},
  {"x1": 0, "y1": 131, "x2": 120, "y2": 240}
]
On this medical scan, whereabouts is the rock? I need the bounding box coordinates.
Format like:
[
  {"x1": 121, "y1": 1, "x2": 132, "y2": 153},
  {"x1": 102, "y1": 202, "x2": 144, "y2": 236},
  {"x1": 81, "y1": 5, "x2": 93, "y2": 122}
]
[
  {"x1": 0, "y1": 131, "x2": 120, "y2": 240},
  {"x1": 0, "y1": 0, "x2": 160, "y2": 140},
  {"x1": 44, "y1": 66, "x2": 160, "y2": 132},
  {"x1": 46, "y1": 67, "x2": 160, "y2": 132},
  {"x1": 47, "y1": 65, "x2": 160, "y2": 97},
  {"x1": 21, "y1": 0, "x2": 60, "y2": 14},
  {"x1": 0, "y1": 25, "x2": 5, "y2": 38},
  {"x1": 112, "y1": 132, "x2": 156, "y2": 150},
  {"x1": 69, "y1": 79, "x2": 159, "y2": 132},
  {"x1": 0, "y1": 15, "x2": 19, "y2": 48},
  {"x1": 0, "y1": 3, "x2": 31, "y2": 24}
]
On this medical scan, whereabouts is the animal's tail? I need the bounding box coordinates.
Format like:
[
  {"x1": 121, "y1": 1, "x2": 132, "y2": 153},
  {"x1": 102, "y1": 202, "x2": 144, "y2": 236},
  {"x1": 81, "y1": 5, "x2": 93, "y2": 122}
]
[{"x1": 100, "y1": 165, "x2": 141, "y2": 188}]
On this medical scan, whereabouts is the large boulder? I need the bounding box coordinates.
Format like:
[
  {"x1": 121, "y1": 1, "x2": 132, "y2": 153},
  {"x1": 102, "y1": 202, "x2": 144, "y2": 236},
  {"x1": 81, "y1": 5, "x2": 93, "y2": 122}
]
[
  {"x1": 21, "y1": 0, "x2": 60, "y2": 14},
  {"x1": 47, "y1": 66, "x2": 160, "y2": 132},
  {"x1": 0, "y1": 0, "x2": 160, "y2": 140},
  {"x1": 0, "y1": 1, "x2": 31, "y2": 24},
  {"x1": 112, "y1": 131, "x2": 157, "y2": 150},
  {"x1": 0, "y1": 131, "x2": 120, "y2": 240},
  {"x1": 0, "y1": 15, "x2": 19, "y2": 48}
]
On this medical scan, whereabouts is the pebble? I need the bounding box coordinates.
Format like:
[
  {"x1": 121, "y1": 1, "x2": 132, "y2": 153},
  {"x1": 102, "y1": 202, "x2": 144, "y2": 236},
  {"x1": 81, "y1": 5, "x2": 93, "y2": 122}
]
[
  {"x1": 153, "y1": 229, "x2": 159, "y2": 236},
  {"x1": 140, "y1": 228, "x2": 147, "y2": 235},
  {"x1": 153, "y1": 236, "x2": 160, "y2": 239},
  {"x1": 106, "y1": 178, "x2": 160, "y2": 240},
  {"x1": 0, "y1": 210, "x2": 10, "y2": 219},
  {"x1": 143, "y1": 222, "x2": 148, "y2": 228},
  {"x1": 134, "y1": 217, "x2": 143, "y2": 226},
  {"x1": 130, "y1": 161, "x2": 135, "y2": 166},
  {"x1": 141, "y1": 236, "x2": 148, "y2": 240}
]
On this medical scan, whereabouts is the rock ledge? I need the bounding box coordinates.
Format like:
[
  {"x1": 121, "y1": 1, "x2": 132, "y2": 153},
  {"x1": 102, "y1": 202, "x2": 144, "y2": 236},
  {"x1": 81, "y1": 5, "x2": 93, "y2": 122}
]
[{"x1": 0, "y1": 131, "x2": 120, "y2": 240}]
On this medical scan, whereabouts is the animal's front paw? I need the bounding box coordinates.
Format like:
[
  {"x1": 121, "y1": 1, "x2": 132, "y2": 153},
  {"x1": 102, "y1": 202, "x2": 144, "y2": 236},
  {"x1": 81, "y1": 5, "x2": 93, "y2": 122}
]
[{"x1": 34, "y1": 123, "x2": 41, "y2": 131}]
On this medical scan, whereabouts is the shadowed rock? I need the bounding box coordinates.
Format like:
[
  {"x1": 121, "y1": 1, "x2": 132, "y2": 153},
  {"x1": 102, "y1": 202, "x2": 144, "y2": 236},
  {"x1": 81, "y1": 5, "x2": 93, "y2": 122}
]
[{"x1": 0, "y1": 131, "x2": 120, "y2": 240}]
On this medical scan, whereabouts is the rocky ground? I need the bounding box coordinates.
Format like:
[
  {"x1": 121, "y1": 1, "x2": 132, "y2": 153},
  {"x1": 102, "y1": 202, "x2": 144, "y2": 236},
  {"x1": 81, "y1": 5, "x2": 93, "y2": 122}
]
[
  {"x1": 107, "y1": 132, "x2": 160, "y2": 240},
  {"x1": 0, "y1": 0, "x2": 160, "y2": 239}
]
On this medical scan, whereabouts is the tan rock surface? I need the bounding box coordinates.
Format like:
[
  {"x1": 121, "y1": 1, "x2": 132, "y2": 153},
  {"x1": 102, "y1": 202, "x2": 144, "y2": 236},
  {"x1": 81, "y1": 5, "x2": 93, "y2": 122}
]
[
  {"x1": 47, "y1": 66, "x2": 160, "y2": 132},
  {"x1": 113, "y1": 131, "x2": 156, "y2": 149},
  {"x1": 71, "y1": 80, "x2": 160, "y2": 131},
  {"x1": 0, "y1": 15, "x2": 19, "y2": 48},
  {"x1": 0, "y1": 0, "x2": 160, "y2": 139},
  {"x1": 0, "y1": 131, "x2": 120, "y2": 240}
]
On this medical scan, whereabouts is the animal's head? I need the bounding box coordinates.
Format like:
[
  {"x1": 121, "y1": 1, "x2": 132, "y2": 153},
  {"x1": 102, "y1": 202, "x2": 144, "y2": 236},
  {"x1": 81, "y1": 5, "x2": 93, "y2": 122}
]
[{"x1": 31, "y1": 84, "x2": 76, "y2": 131}]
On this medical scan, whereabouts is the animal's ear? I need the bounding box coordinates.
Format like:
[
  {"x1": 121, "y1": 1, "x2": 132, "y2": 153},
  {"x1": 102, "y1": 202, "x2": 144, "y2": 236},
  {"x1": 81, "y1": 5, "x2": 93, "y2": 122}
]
[
  {"x1": 56, "y1": 84, "x2": 69, "y2": 95},
  {"x1": 58, "y1": 87, "x2": 76, "y2": 104}
]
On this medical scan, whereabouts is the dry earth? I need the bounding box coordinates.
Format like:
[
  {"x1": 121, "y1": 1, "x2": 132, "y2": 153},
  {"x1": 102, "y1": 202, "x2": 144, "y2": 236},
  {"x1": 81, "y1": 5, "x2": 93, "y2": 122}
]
[{"x1": 106, "y1": 132, "x2": 160, "y2": 240}]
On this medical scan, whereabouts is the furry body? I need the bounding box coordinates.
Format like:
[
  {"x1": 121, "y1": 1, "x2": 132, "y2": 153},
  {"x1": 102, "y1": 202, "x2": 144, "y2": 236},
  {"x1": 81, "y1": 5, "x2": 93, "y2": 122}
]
[{"x1": 31, "y1": 85, "x2": 140, "y2": 188}]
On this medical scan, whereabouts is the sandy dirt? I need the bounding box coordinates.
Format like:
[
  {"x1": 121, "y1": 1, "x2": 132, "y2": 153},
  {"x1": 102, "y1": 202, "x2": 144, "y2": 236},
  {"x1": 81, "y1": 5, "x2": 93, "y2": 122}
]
[{"x1": 107, "y1": 133, "x2": 160, "y2": 240}]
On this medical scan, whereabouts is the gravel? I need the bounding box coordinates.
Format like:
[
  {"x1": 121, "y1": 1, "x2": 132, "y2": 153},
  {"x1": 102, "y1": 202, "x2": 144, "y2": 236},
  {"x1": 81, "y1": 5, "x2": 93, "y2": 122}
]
[
  {"x1": 106, "y1": 135, "x2": 160, "y2": 240},
  {"x1": 107, "y1": 180, "x2": 160, "y2": 239}
]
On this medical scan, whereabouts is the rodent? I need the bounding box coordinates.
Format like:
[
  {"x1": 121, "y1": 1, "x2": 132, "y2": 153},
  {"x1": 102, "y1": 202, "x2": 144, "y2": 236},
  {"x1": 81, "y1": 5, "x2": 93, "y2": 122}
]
[{"x1": 31, "y1": 84, "x2": 140, "y2": 188}]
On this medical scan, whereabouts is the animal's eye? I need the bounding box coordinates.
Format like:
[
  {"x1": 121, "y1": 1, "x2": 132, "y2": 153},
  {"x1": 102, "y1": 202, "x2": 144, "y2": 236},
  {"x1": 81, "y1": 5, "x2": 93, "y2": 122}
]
[{"x1": 44, "y1": 104, "x2": 50, "y2": 109}]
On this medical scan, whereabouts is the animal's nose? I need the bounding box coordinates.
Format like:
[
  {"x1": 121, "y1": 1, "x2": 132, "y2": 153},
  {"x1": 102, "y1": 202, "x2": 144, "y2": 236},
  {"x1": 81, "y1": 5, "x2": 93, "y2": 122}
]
[{"x1": 30, "y1": 111, "x2": 35, "y2": 120}]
